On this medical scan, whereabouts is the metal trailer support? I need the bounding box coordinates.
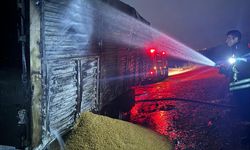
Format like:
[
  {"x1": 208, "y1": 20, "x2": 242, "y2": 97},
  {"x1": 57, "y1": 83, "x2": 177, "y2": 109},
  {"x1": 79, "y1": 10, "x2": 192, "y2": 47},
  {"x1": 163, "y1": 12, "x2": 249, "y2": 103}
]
[{"x1": 30, "y1": 0, "x2": 42, "y2": 148}]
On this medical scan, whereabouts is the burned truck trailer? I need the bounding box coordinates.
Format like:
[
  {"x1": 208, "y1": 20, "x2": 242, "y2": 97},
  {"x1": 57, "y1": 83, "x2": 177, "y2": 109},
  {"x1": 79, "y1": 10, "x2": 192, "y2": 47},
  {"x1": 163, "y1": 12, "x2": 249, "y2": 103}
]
[{"x1": 0, "y1": 0, "x2": 153, "y2": 149}]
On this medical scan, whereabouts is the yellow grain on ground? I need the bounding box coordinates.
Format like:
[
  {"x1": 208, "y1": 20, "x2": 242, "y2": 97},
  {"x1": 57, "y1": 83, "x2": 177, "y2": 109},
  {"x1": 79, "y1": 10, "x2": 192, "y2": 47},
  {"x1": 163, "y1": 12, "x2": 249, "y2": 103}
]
[{"x1": 65, "y1": 112, "x2": 172, "y2": 150}]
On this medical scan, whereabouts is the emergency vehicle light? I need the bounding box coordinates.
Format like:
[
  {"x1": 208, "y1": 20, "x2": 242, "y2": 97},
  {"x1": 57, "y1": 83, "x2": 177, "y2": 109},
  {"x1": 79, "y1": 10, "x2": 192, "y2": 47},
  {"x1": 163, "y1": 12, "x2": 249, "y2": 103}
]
[{"x1": 150, "y1": 48, "x2": 156, "y2": 54}]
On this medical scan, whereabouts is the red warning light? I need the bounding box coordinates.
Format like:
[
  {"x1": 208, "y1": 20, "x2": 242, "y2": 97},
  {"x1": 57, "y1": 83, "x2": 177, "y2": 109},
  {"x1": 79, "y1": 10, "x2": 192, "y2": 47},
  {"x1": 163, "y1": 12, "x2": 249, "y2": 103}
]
[
  {"x1": 150, "y1": 71, "x2": 154, "y2": 75},
  {"x1": 150, "y1": 48, "x2": 156, "y2": 54},
  {"x1": 162, "y1": 51, "x2": 166, "y2": 55}
]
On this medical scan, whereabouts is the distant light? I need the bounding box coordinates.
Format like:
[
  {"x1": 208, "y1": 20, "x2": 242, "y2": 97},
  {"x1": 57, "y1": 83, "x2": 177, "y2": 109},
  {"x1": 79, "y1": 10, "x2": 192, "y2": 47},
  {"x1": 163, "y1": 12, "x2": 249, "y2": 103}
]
[
  {"x1": 162, "y1": 51, "x2": 166, "y2": 55},
  {"x1": 150, "y1": 71, "x2": 154, "y2": 75},
  {"x1": 153, "y1": 66, "x2": 157, "y2": 70}
]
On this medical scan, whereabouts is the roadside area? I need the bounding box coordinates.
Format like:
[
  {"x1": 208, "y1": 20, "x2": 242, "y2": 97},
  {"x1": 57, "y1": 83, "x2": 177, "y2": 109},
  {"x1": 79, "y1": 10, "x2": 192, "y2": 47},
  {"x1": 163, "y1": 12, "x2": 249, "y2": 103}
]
[{"x1": 130, "y1": 66, "x2": 250, "y2": 149}]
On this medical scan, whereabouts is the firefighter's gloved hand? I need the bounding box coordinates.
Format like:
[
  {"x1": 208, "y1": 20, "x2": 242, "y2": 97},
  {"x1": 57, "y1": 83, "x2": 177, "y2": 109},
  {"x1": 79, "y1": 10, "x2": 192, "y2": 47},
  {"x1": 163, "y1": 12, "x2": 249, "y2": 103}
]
[{"x1": 216, "y1": 63, "x2": 229, "y2": 76}]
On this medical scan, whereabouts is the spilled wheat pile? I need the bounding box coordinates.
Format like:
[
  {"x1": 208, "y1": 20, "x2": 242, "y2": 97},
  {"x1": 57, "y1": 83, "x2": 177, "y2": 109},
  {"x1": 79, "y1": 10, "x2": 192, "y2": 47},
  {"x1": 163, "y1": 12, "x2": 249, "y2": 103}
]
[{"x1": 65, "y1": 112, "x2": 172, "y2": 150}]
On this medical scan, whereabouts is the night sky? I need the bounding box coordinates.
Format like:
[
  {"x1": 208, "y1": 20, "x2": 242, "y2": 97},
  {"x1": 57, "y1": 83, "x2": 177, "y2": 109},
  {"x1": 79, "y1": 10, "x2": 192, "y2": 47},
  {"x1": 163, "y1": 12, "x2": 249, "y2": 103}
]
[{"x1": 120, "y1": 0, "x2": 250, "y2": 50}]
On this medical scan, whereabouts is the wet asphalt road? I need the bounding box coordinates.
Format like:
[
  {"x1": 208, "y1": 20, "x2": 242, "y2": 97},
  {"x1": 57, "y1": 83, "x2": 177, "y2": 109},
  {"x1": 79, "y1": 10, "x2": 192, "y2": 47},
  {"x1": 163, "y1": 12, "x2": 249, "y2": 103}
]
[{"x1": 129, "y1": 66, "x2": 249, "y2": 150}]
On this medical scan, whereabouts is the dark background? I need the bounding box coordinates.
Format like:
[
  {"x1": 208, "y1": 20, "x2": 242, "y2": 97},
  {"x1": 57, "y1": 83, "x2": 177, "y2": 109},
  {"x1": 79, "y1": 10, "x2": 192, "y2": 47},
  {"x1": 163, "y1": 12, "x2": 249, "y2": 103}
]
[{"x1": 121, "y1": 0, "x2": 250, "y2": 50}]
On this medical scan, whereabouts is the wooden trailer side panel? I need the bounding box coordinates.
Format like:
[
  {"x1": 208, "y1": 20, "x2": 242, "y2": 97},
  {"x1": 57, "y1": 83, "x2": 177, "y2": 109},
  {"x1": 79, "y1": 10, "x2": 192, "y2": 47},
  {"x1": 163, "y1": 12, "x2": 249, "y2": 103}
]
[
  {"x1": 98, "y1": 1, "x2": 139, "y2": 107},
  {"x1": 34, "y1": 0, "x2": 102, "y2": 148},
  {"x1": 32, "y1": 0, "x2": 151, "y2": 148}
]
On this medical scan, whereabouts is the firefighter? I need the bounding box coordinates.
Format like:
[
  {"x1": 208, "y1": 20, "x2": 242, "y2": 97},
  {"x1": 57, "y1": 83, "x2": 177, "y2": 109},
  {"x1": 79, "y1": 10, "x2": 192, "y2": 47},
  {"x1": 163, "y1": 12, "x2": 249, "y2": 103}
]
[
  {"x1": 224, "y1": 30, "x2": 250, "y2": 148},
  {"x1": 218, "y1": 30, "x2": 250, "y2": 115},
  {"x1": 225, "y1": 30, "x2": 250, "y2": 80},
  {"x1": 202, "y1": 30, "x2": 250, "y2": 147}
]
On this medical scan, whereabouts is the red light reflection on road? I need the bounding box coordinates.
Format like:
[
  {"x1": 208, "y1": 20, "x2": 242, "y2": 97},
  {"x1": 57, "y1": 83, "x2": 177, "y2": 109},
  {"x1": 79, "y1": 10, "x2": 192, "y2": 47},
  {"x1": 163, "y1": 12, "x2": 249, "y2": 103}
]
[
  {"x1": 130, "y1": 101, "x2": 178, "y2": 139},
  {"x1": 129, "y1": 66, "x2": 232, "y2": 149}
]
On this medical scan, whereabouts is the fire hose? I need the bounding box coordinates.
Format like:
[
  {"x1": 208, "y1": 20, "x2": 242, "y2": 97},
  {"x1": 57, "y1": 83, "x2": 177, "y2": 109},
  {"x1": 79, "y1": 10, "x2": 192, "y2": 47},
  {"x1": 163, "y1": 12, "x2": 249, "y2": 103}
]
[{"x1": 135, "y1": 97, "x2": 236, "y2": 109}]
